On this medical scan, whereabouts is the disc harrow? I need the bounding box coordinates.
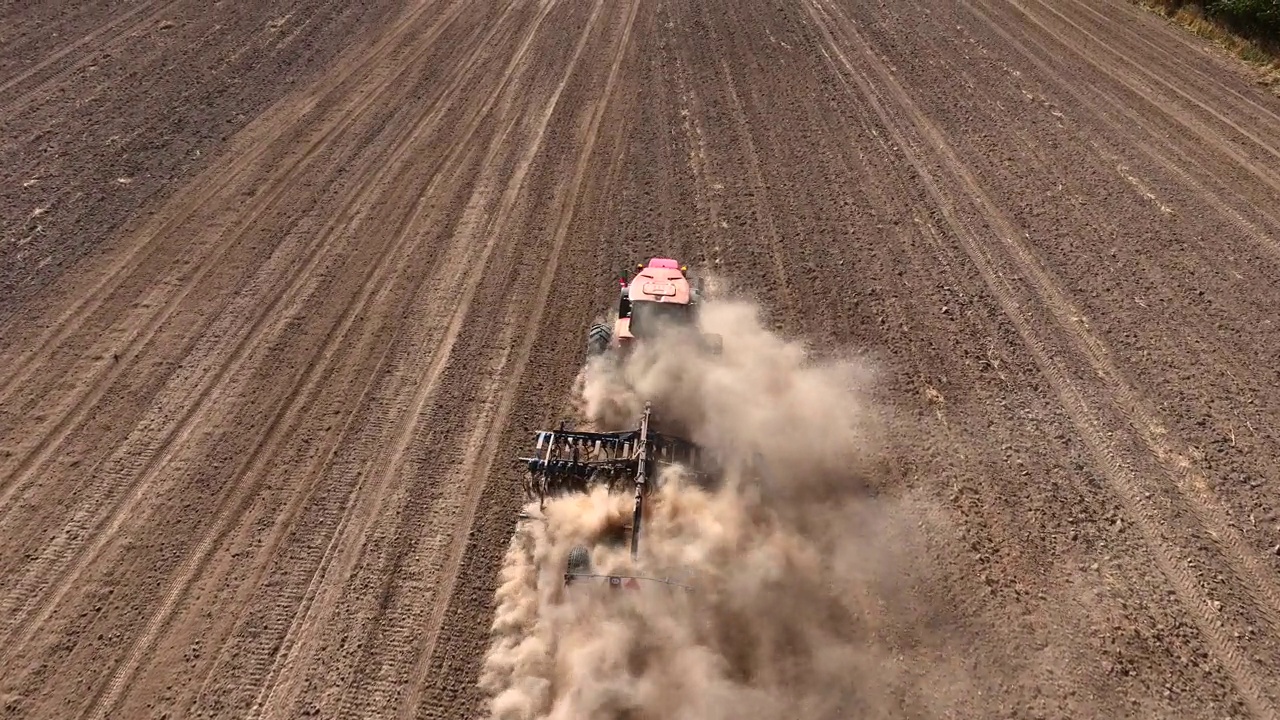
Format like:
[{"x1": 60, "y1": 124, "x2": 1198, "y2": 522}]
[{"x1": 518, "y1": 402, "x2": 706, "y2": 558}]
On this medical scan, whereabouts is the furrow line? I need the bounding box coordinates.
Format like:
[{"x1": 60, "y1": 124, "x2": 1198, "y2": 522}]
[
  {"x1": 1003, "y1": 0, "x2": 1280, "y2": 197},
  {"x1": 1029, "y1": 0, "x2": 1280, "y2": 162},
  {"x1": 253, "y1": 175, "x2": 504, "y2": 719},
  {"x1": 82, "y1": 86, "x2": 493, "y2": 720},
  {"x1": 935, "y1": 0, "x2": 1280, "y2": 400},
  {"x1": 703, "y1": 16, "x2": 796, "y2": 318},
  {"x1": 1067, "y1": 0, "x2": 1280, "y2": 130},
  {"x1": 332, "y1": 0, "x2": 617, "y2": 714},
  {"x1": 0, "y1": 176, "x2": 362, "y2": 659},
  {"x1": 401, "y1": 317, "x2": 520, "y2": 720},
  {"x1": 0, "y1": 5, "x2": 488, "y2": 649},
  {"x1": 957, "y1": 0, "x2": 1280, "y2": 266},
  {"x1": 247, "y1": 4, "x2": 569, "y2": 715},
  {"x1": 919, "y1": 8, "x2": 1280, "y2": 642},
  {"x1": 86, "y1": 229, "x2": 403, "y2": 720},
  {"x1": 0, "y1": 0, "x2": 455, "y2": 411},
  {"x1": 719, "y1": 0, "x2": 845, "y2": 330},
  {"x1": 805, "y1": 0, "x2": 1279, "y2": 715},
  {"x1": 179, "y1": 2, "x2": 530, "y2": 712},
  {"x1": 402, "y1": 0, "x2": 639, "y2": 716},
  {"x1": 0, "y1": 0, "x2": 172, "y2": 100},
  {"x1": 0, "y1": 0, "x2": 475, "y2": 507},
  {"x1": 350, "y1": 319, "x2": 518, "y2": 719},
  {"x1": 181, "y1": 296, "x2": 403, "y2": 718},
  {"x1": 28, "y1": 0, "x2": 526, "y2": 704},
  {"x1": 666, "y1": 10, "x2": 725, "y2": 273},
  {"x1": 691, "y1": 0, "x2": 798, "y2": 304}
]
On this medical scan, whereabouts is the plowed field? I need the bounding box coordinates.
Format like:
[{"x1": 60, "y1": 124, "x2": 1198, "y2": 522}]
[{"x1": 3, "y1": 0, "x2": 1280, "y2": 718}]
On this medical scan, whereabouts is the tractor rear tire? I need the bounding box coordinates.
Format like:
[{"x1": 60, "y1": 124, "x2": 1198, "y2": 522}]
[
  {"x1": 566, "y1": 545, "x2": 592, "y2": 577},
  {"x1": 587, "y1": 323, "x2": 612, "y2": 357}
]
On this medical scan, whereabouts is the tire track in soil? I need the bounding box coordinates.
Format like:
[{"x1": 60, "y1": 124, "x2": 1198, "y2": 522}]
[
  {"x1": 8, "y1": 0, "x2": 1280, "y2": 717},
  {"x1": 404, "y1": 4, "x2": 643, "y2": 715},
  {"x1": 0, "y1": 0, "x2": 465, "y2": 505},
  {"x1": 709, "y1": 0, "x2": 879, "y2": 341},
  {"x1": 952, "y1": 0, "x2": 1280, "y2": 458},
  {"x1": 924, "y1": 12, "x2": 1280, "y2": 641},
  {"x1": 176, "y1": 3, "x2": 539, "y2": 716},
  {"x1": 236, "y1": 6, "x2": 577, "y2": 719},
  {"x1": 1, "y1": 0, "x2": 483, "y2": 691},
  {"x1": 940, "y1": 0, "x2": 1280, "y2": 269},
  {"x1": 884, "y1": 0, "x2": 1280, "y2": 651},
  {"x1": 0, "y1": 0, "x2": 449, "y2": 406},
  {"x1": 85, "y1": 196, "x2": 420, "y2": 720},
  {"x1": 950, "y1": 0, "x2": 1280, "y2": 416},
  {"x1": 950, "y1": 0, "x2": 1280, "y2": 633},
  {"x1": 665, "y1": 11, "x2": 722, "y2": 273},
  {"x1": 0, "y1": 0, "x2": 174, "y2": 100},
  {"x1": 235, "y1": 2, "x2": 603, "y2": 716},
  {"x1": 913, "y1": 1, "x2": 1280, "y2": 706},
  {"x1": 694, "y1": 2, "x2": 796, "y2": 320},
  {"x1": 338, "y1": 7, "x2": 612, "y2": 714},
  {"x1": 806, "y1": 0, "x2": 1279, "y2": 715},
  {"x1": 232, "y1": 203, "x2": 506, "y2": 719},
  {"x1": 664, "y1": 10, "x2": 724, "y2": 275},
  {"x1": 675, "y1": 4, "x2": 788, "y2": 319},
  {"x1": 997, "y1": 0, "x2": 1280, "y2": 206},
  {"x1": 0, "y1": 0, "x2": 415, "y2": 329},
  {"x1": 1065, "y1": 0, "x2": 1280, "y2": 132},
  {"x1": 1017, "y1": 0, "x2": 1280, "y2": 168},
  {"x1": 0, "y1": 0, "x2": 486, "y2": 656},
  {"x1": 669, "y1": 6, "x2": 1078, "y2": 710},
  {"x1": 79, "y1": 3, "x2": 539, "y2": 710},
  {"x1": 396, "y1": 1, "x2": 639, "y2": 715},
  {"x1": 1, "y1": 0, "x2": 341, "y2": 123},
  {"x1": 1, "y1": 1, "x2": 187, "y2": 120},
  {"x1": 662, "y1": 2, "x2": 1209, "y2": 712},
  {"x1": 0, "y1": 4, "x2": 128, "y2": 69},
  {"x1": 2, "y1": 189, "x2": 349, "y2": 650},
  {"x1": 943, "y1": 0, "x2": 1280, "y2": 683},
  {"x1": 1, "y1": 2, "x2": 550, "y2": 712}
]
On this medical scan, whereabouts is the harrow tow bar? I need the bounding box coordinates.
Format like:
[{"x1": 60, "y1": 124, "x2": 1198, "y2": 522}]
[{"x1": 631, "y1": 403, "x2": 650, "y2": 561}]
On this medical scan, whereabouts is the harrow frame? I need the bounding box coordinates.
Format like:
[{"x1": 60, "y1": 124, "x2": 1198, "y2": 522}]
[{"x1": 519, "y1": 402, "x2": 706, "y2": 559}]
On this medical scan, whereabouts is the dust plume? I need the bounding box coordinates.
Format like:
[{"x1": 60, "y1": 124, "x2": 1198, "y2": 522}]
[{"x1": 480, "y1": 279, "x2": 972, "y2": 719}]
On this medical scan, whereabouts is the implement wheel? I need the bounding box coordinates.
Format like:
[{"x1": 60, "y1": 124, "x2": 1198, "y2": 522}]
[{"x1": 565, "y1": 545, "x2": 592, "y2": 585}]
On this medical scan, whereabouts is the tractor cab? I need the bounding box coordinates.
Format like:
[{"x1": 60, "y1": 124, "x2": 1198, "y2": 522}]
[
  {"x1": 586, "y1": 256, "x2": 717, "y2": 359},
  {"x1": 616, "y1": 258, "x2": 696, "y2": 342}
]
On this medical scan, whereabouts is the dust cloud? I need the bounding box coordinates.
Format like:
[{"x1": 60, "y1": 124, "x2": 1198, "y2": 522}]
[{"x1": 480, "y1": 280, "x2": 973, "y2": 719}]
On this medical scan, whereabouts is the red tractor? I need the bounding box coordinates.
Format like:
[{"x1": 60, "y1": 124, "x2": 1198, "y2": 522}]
[
  {"x1": 510, "y1": 258, "x2": 723, "y2": 593},
  {"x1": 586, "y1": 257, "x2": 720, "y2": 358}
]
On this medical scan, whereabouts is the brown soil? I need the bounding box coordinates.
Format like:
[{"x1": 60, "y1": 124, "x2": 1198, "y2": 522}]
[{"x1": 2, "y1": 0, "x2": 1280, "y2": 717}]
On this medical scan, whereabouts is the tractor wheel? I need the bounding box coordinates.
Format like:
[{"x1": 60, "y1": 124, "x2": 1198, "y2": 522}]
[
  {"x1": 586, "y1": 323, "x2": 612, "y2": 357},
  {"x1": 566, "y1": 545, "x2": 592, "y2": 577}
]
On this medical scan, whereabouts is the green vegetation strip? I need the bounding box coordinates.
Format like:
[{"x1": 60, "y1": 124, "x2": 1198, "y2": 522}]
[{"x1": 1138, "y1": 0, "x2": 1279, "y2": 78}]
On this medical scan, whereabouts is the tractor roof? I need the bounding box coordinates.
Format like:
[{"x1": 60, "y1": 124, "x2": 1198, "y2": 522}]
[
  {"x1": 646, "y1": 258, "x2": 681, "y2": 270},
  {"x1": 629, "y1": 260, "x2": 691, "y2": 304}
]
